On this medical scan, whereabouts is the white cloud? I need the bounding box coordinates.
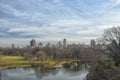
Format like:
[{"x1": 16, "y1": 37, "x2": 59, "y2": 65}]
[
  {"x1": 51, "y1": 19, "x2": 91, "y2": 26},
  {"x1": 96, "y1": 25, "x2": 114, "y2": 30},
  {"x1": 8, "y1": 27, "x2": 39, "y2": 33},
  {"x1": 112, "y1": 0, "x2": 120, "y2": 7},
  {"x1": 77, "y1": 30, "x2": 99, "y2": 34},
  {"x1": 53, "y1": 0, "x2": 62, "y2": 3}
]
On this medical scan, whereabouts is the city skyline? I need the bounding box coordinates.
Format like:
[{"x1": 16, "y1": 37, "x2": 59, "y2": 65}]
[
  {"x1": 3, "y1": 38, "x2": 91, "y2": 48},
  {"x1": 1, "y1": 0, "x2": 120, "y2": 47}
]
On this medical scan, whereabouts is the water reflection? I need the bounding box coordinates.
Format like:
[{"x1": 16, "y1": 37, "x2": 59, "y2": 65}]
[
  {"x1": 32, "y1": 67, "x2": 60, "y2": 79},
  {"x1": 0, "y1": 71, "x2": 1, "y2": 80},
  {"x1": 0, "y1": 62, "x2": 88, "y2": 80}
]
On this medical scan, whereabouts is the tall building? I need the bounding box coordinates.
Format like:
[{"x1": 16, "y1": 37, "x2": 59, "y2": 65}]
[
  {"x1": 63, "y1": 38, "x2": 67, "y2": 48},
  {"x1": 30, "y1": 39, "x2": 36, "y2": 47},
  {"x1": 38, "y1": 42, "x2": 43, "y2": 48},
  {"x1": 57, "y1": 41, "x2": 62, "y2": 47},
  {"x1": 11, "y1": 44, "x2": 15, "y2": 48},
  {"x1": 46, "y1": 42, "x2": 51, "y2": 47},
  {"x1": 91, "y1": 39, "x2": 96, "y2": 48}
]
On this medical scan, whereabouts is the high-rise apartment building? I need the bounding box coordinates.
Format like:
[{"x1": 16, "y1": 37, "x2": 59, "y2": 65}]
[
  {"x1": 38, "y1": 42, "x2": 43, "y2": 48},
  {"x1": 63, "y1": 38, "x2": 67, "y2": 48},
  {"x1": 91, "y1": 39, "x2": 96, "y2": 48},
  {"x1": 11, "y1": 44, "x2": 15, "y2": 48},
  {"x1": 30, "y1": 39, "x2": 36, "y2": 47}
]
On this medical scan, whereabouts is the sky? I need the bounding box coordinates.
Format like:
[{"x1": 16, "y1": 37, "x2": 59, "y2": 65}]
[{"x1": 0, "y1": 0, "x2": 120, "y2": 47}]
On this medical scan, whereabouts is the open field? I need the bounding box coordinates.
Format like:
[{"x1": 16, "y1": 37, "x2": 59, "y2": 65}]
[
  {"x1": 0, "y1": 55, "x2": 55, "y2": 70},
  {"x1": 0, "y1": 55, "x2": 25, "y2": 62},
  {"x1": 0, "y1": 55, "x2": 79, "y2": 70}
]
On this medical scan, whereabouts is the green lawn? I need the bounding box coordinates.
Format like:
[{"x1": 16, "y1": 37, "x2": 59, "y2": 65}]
[
  {"x1": 0, "y1": 55, "x2": 57, "y2": 69},
  {"x1": 0, "y1": 55, "x2": 79, "y2": 70},
  {"x1": 0, "y1": 55, "x2": 25, "y2": 62}
]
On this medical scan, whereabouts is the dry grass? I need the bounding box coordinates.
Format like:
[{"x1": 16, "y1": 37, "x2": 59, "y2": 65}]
[{"x1": 0, "y1": 55, "x2": 25, "y2": 62}]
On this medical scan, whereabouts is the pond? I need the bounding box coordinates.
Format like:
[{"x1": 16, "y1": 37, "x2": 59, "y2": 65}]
[{"x1": 0, "y1": 62, "x2": 89, "y2": 80}]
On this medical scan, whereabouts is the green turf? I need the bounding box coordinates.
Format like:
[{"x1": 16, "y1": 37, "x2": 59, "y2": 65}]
[
  {"x1": 0, "y1": 55, "x2": 25, "y2": 62},
  {"x1": 0, "y1": 55, "x2": 79, "y2": 70}
]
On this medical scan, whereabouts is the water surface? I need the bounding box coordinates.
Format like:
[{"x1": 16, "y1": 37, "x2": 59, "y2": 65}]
[{"x1": 0, "y1": 63, "x2": 88, "y2": 80}]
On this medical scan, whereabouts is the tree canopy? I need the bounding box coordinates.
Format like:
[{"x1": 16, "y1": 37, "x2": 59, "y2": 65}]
[{"x1": 102, "y1": 26, "x2": 120, "y2": 66}]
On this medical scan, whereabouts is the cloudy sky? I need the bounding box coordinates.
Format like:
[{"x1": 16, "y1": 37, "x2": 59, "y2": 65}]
[{"x1": 0, "y1": 0, "x2": 120, "y2": 47}]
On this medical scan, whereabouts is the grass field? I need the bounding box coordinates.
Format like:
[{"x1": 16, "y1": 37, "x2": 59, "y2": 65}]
[
  {"x1": 0, "y1": 55, "x2": 79, "y2": 70},
  {"x1": 0, "y1": 55, "x2": 57, "y2": 70},
  {"x1": 0, "y1": 55, "x2": 25, "y2": 62}
]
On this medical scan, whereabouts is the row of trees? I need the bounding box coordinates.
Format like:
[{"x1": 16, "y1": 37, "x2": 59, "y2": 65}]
[{"x1": 0, "y1": 45, "x2": 94, "y2": 60}]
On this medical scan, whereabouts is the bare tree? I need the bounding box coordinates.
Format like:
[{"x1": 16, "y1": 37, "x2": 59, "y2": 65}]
[
  {"x1": 102, "y1": 26, "x2": 120, "y2": 66},
  {"x1": 22, "y1": 52, "x2": 31, "y2": 60},
  {"x1": 62, "y1": 48, "x2": 72, "y2": 59},
  {"x1": 35, "y1": 51, "x2": 46, "y2": 61}
]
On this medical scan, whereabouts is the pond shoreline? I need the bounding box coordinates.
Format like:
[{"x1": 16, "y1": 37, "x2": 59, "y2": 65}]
[
  {"x1": 0, "y1": 65, "x2": 31, "y2": 70},
  {"x1": 0, "y1": 60, "x2": 80, "y2": 70}
]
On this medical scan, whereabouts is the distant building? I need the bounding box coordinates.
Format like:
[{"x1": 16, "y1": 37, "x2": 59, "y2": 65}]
[
  {"x1": 91, "y1": 39, "x2": 96, "y2": 48},
  {"x1": 46, "y1": 42, "x2": 51, "y2": 47},
  {"x1": 38, "y1": 42, "x2": 43, "y2": 48},
  {"x1": 11, "y1": 44, "x2": 15, "y2": 48},
  {"x1": 57, "y1": 41, "x2": 62, "y2": 48},
  {"x1": 63, "y1": 38, "x2": 67, "y2": 48},
  {"x1": 30, "y1": 39, "x2": 36, "y2": 47}
]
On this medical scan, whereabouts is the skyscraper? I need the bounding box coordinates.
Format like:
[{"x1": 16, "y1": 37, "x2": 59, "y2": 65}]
[
  {"x1": 38, "y1": 42, "x2": 43, "y2": 48},
  {"x1": 57, "y1": 41, "x2": 62, "y2": 47},
  {"x1": 63, "y1": 38, "x2": 67, "y2": 48},
  {"x1": 30, "y1": 39, "x2": 36, "y2": 47},
  {"x1": 46, "y1": 42, "x2": 51, "y2": 47},
  {"x1": 91, "y1": 39, "x2": 96, "y2": 48},
  {"x1": 11, "y1": 44, "x2": 15, "y2": 48}
]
